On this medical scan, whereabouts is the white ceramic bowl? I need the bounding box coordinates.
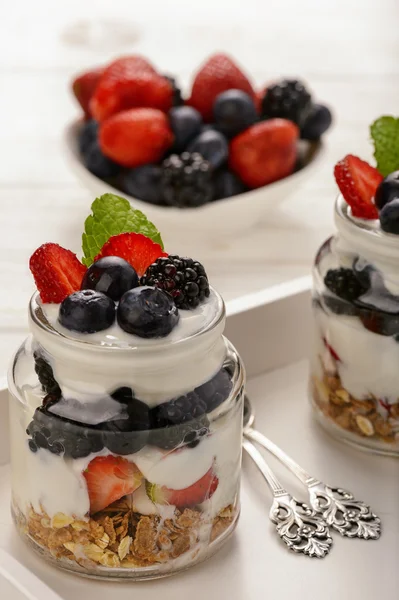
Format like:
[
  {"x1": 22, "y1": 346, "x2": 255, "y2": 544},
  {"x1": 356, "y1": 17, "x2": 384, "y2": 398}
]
[{"x1": 64, "y1": 119, "x2": 324, "y2": 237}]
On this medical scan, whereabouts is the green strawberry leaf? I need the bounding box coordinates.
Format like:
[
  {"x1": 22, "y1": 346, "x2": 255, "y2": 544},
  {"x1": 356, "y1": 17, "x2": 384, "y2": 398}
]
[
  {"x1": 370, "y1": 116, "x2": 399, "y2": 177},
  {"x1": 82, "y1": 193, "x2": 164, "y2": 266}
]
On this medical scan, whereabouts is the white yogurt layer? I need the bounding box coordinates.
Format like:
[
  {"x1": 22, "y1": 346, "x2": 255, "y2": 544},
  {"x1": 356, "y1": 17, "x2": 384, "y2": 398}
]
[
  {"x1": 314, "y1": 306, "x2": 399, "y2": 403},
  {"x1": 29, "y1": 289, "x2": 226, "y2": 406}
]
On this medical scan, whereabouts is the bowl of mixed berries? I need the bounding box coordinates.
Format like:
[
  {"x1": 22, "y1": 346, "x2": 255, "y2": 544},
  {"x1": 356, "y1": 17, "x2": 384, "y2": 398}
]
[{"x1": 65, "y1": 53, "x2": 331, "y2": 233}]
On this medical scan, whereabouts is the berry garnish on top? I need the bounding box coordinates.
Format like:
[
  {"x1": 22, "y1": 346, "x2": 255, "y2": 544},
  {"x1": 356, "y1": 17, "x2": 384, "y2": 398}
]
[
  {"x1": 94, "y1": 232, "x2": 167, "y2": 278},
  {"x1": 324, "y1": 268, "x2": 368, "y2": 302},
  {"x1": 59, "y1": 290, "x2": 116, "y2": 333},
  {"x1": 260, "y1": 79, "x2": 312, "y2": 127},
  {"x1": 81, "y1": 256, "x2": 139, "y2": 301},
  {"x1": 141, "y1": 255, "x2": 210, "y2": 310},
  {"x1": 117, "y1": 286, "x2": 179, "y2": 338},
  {"x1": 161, "y1": 152, "x2": 214, "y2": 208},
  {"x1": 374, "y1": 171, "x2": 399, "y2": 211},
  {"x1": 333, "y1": 154, "x2": 382, "y2": 219},
  {"x1": 30, "y1": 243, "x2": 87, "y2": 304}
]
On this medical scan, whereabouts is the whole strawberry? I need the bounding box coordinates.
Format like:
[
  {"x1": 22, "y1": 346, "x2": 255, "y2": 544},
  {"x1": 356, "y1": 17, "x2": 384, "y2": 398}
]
[
  {"x1": 99, "y1": 108, "x2": 174, "y2": 168},
  {"x1": 229, "y1": 119, "x2": 299, "y2": 188},
  {"x1": 188, "y1": 53, "x2": 255, "y2": 122},
  {"x1": 72, "y1": 67, "x2": 104, "y2": 119},
  {"x1": 90, "y1": 56, "x2": 173, "y2": 121}
]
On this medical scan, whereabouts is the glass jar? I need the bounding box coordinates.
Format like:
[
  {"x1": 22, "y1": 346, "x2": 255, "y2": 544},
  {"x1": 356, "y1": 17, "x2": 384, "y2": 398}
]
[
  {"x1": 310, "y1": 195, "x2": 399, "y2": 456},
  {"x1": 8, "y1": 289, "x2": 245, "y2": 580}
]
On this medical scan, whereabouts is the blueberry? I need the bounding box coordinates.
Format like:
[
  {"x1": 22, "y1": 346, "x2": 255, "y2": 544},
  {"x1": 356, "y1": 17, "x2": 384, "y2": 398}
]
[
  {"x1": 213, "y1": 89, "x2": 257, "y2": 138},
  {"x1": 213, "y1": 169, "x2": 247, "y2": 200},
  {"x1": 81, "y1": 256, "x2": 139, "y2": 302},
  {"x1": 78, "y1": 120, "x2": 98, "y2": 154},
  {"x1": 169, "y1": 106, "x2": 202, "y2": 152},
  {"x1": 59, "y1": 290, "x2": 116, "y2": 333},
  {"x1": 375, "y1": 171, "x2": 399, "y2": 211},
  {"x1": 117, "y1": 286, "x2": 179, "y2": 338},
  {"x1": 83, "y1": 141, "x2": 120, "y2": 179},
  {"x1": 200, "y1": 124, "x2": 219, "y2": 134},
  {"x1": 119, "y1": 165, "x2": 165, "y2": 205},
  {"x1": 301, "y1": 104, "x2": 333, "y2": 141},
  {"x1": 187, "y1": 130, "x2": 228, "y2": 170},
  {"x1": 111, "y1": 387, "x2": 135, "y2": 404},
  {"x1": 379, "y1": 198, "x2": 399, "y2": 234}
]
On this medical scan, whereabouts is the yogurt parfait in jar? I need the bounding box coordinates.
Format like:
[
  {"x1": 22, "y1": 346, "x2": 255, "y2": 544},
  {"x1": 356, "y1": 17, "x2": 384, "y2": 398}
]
[
  {"x1": 9, "y1": 194, "x2": 245, "y2": 580},
  {"x1": 311, "y1": 116, "x2": 399, "y2": 456}
]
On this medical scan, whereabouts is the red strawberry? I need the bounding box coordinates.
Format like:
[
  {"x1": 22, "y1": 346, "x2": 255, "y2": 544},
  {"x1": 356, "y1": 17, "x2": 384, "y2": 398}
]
[
  {"x1": 334, "y1": 155, "x2": 382, "y2": 219},
  {"x1": 229, "y1": 119, "x2": 299, "y2": 188},
  {"x1": 90, "y1": 56, "x2": 172, "y2": 122},
  {"x1": 99, "y1": 108, "x2": 174, "y2": 168},
  {"x1": 84, "y1": 456, "x2": 143, "y2": 514},
  {"x1": 94, "y1": 233, "x2": 167, "y2": 277},
  {"x1": 71, "y1": 67, "x2": 104, "y2": 119},
  {"x1": 29, "y1": 243, "x2": 87, "y2": 304},
  {"x1": 188, "y1": 53, "x2": 255, "y2": 122},
  {"x1": 146, "y1": 467, "x2": 219, "y2": 508}
]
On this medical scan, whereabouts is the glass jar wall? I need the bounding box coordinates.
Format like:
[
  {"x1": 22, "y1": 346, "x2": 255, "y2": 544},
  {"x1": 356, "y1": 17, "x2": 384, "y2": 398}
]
[
  {"x1": 310, "y1": 195, "x2": 399, "y2": 456},
  {"x1": 8, "y1": 289, "x2": 244, "y2": 580}
]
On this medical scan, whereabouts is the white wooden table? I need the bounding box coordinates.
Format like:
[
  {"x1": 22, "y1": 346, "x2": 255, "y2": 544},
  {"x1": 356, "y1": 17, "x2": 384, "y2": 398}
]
[{"x1": 1, "y1": 0, "x2": 399, "y2": 373}]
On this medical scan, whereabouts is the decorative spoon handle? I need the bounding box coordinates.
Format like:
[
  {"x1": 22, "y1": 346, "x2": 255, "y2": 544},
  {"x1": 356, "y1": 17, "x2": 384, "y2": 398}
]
[
  {"x1": 244, "y1": 427, "x2": 381, "y2": 540},
  {"x1": 242, "y1": 438, "x2": 333, "y2": 558}
]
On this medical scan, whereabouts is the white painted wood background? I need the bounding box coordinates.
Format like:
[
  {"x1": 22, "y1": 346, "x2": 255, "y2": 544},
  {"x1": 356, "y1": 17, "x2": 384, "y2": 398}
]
[{"x1": 1, "y1": 0, "x2": 399, "y2": 372}]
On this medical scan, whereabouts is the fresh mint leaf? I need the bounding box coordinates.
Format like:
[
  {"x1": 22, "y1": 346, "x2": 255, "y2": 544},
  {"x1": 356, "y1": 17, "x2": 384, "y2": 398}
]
[
  {"x1": 82, "y1": 193, "x2": 164, "y2": 266},
  {"x1": 370, "y1": 116, "x2": 399, "y2": 177}
]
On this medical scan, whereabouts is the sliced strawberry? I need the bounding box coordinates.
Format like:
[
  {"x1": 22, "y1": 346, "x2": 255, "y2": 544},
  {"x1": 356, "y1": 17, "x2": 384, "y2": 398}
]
[
  {"x1": 146, "y1": 466, "x2": 219, "y2": 508},
  {"x1": 334, "y1": 154, "x2": 382, "y2": 219},
  {"x1": 71, "y1": 67, "x2": 105, "y2": 119},
  {"x1": 84, "y1": 456, "x2": 143, "y2": 514},
  {"x1": 29, "y1": 243, "x2": 87, "y2": 304},
  {"x1": 94, "y1": 233, "x2": 167, "y2": 277}
]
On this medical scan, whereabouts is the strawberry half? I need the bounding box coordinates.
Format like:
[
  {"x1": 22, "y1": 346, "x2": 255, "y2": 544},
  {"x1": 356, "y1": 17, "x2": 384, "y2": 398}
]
[
  {"x1": 84, "y1": 456, "x2": 143, "y2": 514},
  {"x1": 94, "y1": 233, "x2": 167, "y2": 277},
  {"x1": 71, "y1": 67, "x2": 104, "y2": 119},
  {"x1": 146, "y1": 466, "x2": 219, "y2": 508},
  {"x1": 29, "y1": 243, "x2": 87, "y2": 304},
  {"x1": 334, "y1": 154, "x2": 383, "y2": 219}
]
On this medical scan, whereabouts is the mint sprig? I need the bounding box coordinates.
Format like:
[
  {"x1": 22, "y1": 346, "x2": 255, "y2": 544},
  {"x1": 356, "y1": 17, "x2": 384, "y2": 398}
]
[
  {"x1": 370, "y1": 116, "x2": 399, "y2": 177},
  {"x1": 82, "y1": 193, "x2": 164, "y2": 266}
]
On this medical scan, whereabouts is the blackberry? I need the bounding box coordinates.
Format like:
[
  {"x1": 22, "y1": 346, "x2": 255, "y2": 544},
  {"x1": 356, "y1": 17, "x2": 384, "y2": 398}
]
[
  {"x1": 33, "y1": 353, "x2": 61, "y2": 399},
  {"x1": 27, "y1": 398, "x2": 105, "y2": 459},
  {"x1": 163, "y1": 75, "x2": 184, "y2": 107},
  {"x1": 141, "y1": 255, "x2": 210, "y2": 310},
  {"x1": 324, "y1": 268, "x2": 366, "y2": 302},
  {"x1": 149, "y1": 392, "x2": 209, "y2": 450},
  {"x1": 161, "y1": 153, "x2": 213, "y2": 208},
  {"x1": 195, "y1": 368, "x2": 233, "y2": 413},
  {"x1": 261, "y1": 79, "x2": 312, "y2": 127}
]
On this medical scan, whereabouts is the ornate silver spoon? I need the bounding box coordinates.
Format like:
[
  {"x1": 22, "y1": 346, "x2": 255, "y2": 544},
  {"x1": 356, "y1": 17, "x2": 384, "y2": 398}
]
[
  {"x1": 243, "y1": 436, "x2": 333, "y2": 558},
  {"x1": 243, "y1": 396, "x2": 381, "y2": 540}
]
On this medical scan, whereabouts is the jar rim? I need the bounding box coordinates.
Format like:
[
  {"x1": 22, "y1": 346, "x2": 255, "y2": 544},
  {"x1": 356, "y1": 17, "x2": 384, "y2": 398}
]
[
  {"x1": 334, "y1": 194, "x2": 399, "y2": 259},
  {"x1": 28, "y1": 288, "x2": 225, "y2": 353}
]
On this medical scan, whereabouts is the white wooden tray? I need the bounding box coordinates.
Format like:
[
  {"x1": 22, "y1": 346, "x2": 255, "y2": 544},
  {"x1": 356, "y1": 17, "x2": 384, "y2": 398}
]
[{"x1": 0, "y1": 277, "x2": 397, "y2": 599}]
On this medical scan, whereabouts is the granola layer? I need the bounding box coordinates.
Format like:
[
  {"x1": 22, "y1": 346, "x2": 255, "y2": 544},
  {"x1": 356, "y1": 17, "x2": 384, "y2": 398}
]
[
  {"x1": 311, "y1": 369, "x2": 399, "y2": 446},
  {"x1": 13, "y1": 497, "x2": 238, "y2": 573}
]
